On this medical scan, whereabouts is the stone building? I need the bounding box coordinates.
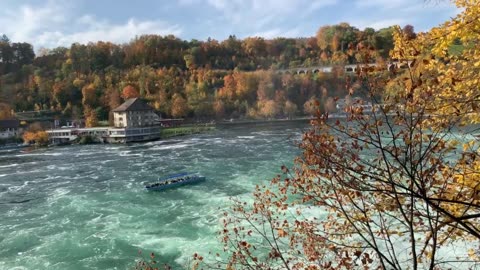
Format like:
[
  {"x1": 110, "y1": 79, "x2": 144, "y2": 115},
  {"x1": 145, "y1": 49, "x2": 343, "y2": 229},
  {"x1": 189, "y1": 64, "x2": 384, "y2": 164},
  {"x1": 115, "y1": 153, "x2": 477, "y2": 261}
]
[
  {"x1": 47, "y1": 98, "x2": 162, "y2": 144},
  {"x1": 112, "y1": 98, "x2": 159, "y2": 128}
]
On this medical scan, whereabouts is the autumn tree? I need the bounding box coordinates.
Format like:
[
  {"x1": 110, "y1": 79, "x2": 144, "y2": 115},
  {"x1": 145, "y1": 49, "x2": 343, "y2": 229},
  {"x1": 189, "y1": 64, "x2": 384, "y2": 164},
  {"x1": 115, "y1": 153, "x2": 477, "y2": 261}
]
[
  {"x1": 22, "y1": 122, "x2": 48, "y2": 146},
  {"x1": 0, "y1": 23, "x2": 399, "y2": 123},
  {"x1": 171, "y1": 93, "x2": 188, "y2": 118},
  {"x1": 106, "y1": 87, "x2": 121, "y2": 125},
  {"x1": 81, "y1": 83, "x2": 97, "y2": 107},
  {"x1": 122, "y1": 85, "x2": 140, "y2": 99},
  {"x1": 303, "y1": 96, "x2": 319, "y2": 115},
  {"x1": 284, "y1": 100, "x2": 297, "y2": 119},
  {"x1": 84, "y1": 106, "x2": 98, "y2": 127},
  {"x1": 257, "y1": 100, "x2": 278, "y2": 119},
  {"x1": 0, "y1": 102, "x2": 12, "y2": 119},
  {"x1": 214, "y1": 100, "x2": 225, "y2": 119},
  {"x1": 203, "y1": 2, "x2": 480, "y2": 269},
  {"x1": 402, "y1": 24, "x2": 416, "y2": 40},
  {"x1": 22, "y1": 131, "x2": 48, "y2": 146}
]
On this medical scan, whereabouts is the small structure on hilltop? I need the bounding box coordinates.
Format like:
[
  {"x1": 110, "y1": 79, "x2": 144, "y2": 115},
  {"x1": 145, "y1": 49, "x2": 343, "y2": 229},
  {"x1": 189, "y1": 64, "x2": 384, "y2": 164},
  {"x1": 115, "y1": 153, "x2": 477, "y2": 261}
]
[{"x1": 47, "y1": 98, "x2": 162, "y2": 144}]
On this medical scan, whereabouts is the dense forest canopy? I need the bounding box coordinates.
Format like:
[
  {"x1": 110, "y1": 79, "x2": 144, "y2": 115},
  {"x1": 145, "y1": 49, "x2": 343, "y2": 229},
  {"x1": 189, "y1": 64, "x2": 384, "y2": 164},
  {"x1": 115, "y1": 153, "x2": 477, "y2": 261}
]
[{"x1": 0, "y1": 23, "x2": 413, "y2": 125}]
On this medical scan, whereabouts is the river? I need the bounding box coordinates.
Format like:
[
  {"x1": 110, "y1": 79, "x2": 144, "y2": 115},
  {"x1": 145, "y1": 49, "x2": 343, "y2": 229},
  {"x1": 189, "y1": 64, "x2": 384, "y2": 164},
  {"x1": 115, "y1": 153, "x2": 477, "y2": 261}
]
[{"x1": 0, "y1": 122, "x2": 307, "y2": 270}]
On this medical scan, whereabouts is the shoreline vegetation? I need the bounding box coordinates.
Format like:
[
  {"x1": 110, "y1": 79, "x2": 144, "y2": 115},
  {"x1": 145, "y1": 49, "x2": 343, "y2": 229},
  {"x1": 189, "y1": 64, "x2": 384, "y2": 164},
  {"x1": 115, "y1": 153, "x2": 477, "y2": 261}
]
[
  {"x1": 0, "y1": 115, "x2": 363, "y2": 149},
  {"x1": 159, "y1": 124, "x2": 215, "y2": 139}
]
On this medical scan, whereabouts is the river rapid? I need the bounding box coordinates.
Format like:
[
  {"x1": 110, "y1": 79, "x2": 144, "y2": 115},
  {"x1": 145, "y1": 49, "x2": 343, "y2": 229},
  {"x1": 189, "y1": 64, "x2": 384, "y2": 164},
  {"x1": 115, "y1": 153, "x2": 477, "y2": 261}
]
[{"x1": 0, "y1": 122, "x2": 307, "y2": 270}]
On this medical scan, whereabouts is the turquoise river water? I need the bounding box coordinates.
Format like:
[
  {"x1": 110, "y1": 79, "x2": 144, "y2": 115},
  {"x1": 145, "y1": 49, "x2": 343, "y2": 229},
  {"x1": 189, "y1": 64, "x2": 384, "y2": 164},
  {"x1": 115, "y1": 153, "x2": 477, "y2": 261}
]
[{"x1": 0, "y1": 122, "x2": 307, "y2": 270}]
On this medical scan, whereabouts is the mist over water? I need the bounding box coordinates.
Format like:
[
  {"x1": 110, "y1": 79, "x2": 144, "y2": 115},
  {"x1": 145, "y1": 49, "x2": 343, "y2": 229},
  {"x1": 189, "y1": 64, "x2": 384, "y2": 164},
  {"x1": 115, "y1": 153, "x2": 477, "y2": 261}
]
[{"x1": 0, "y1": 122, "x2": 306, "y2": 270}]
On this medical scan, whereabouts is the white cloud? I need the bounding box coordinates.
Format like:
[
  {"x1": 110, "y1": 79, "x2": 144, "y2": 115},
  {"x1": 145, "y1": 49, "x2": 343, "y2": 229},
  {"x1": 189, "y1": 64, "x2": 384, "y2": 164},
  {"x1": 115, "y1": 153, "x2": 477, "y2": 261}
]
[
  {"x1": 350, "y1": 18, "x2": 406, "y2": 30},
  {"x1": 0, "y1": 0, "x2": 460, "y2": 49},
  {"x1": 349, "y1": 0, "x2": 459, "y2": 32},
  {"x1": 207, "y1": 0, "x2": 230, "y2": 10},
  {"x1": 252, "y1": 27, "x2": 302, "y2": 39},
  {"x1": 0, "y1": 0, "x2": 182, "y2": 49},
  {"x1": 38, "y1": 17, "x2": 183, "y2": 48},
  {"x1": 177, "y1": 0, "x2": 202, "y2": 5},
  {"x1": 205, "y1": 0, "x2": 338, "y2": 27},
  {"x1": 309, "y1": 0, "x2": 339, "y2": 12},
  {"x1": 0, "y1": 0, "x2": 67, "y2": 42},
  {"x1": 355, "y1": 0, "x2": 407, "y2": 9}
]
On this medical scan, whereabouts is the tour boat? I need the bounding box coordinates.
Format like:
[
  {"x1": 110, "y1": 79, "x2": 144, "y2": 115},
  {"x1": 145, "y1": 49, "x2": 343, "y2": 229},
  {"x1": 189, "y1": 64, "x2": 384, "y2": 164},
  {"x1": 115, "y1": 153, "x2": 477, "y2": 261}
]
[{"x1": 145, "y1": 172, "x2": 206, "y2": 191}]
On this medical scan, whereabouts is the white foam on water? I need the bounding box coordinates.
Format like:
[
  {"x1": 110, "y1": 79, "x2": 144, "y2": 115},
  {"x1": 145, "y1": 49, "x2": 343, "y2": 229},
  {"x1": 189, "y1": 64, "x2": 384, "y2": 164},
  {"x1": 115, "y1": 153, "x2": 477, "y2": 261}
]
[
  {"x1": 173, "y1": 235, "x2": 223, "y2": 266},
  {"x1": 53, "y1": 165, "x2": 74, "y2": 171},
  {"x1": 0, "y1": 163, "x2": 19, "y2": 168},
  {"x1": 46, "y1": 188, "x2": 70, "y2": 202},
  {"x1": 237, "y1": 136, "x2": 255, "y2": 139},
  {"x1": 99, "y1": 159, "x2": 115, "y2": 164},
  {"x1": 90, "y1": 231, "x2": 108, "y2": 240},
  {"x1": 0, "y1": 122, "x2": 310, "y2": 269},
  {"x1": 118, "y1": 150, "x2": 131, "y2": 156},
  {"x1": 104, "y1": 146, "x2": 122, "y2": 150},
  {"x1": 151, "y1": 143, "x2": 190, "y2": 151},
  {"x1": 16, "y1": 152, "x2": 64, "y2": 157},
  {"x1": 6, "y1": 168, "x2": 44, "y2": 177},
  {"x1": 74, "y1": 152, "x2": 97, "y2": 157},
  {"x1": 7, "y1": 181, "x2": 30, "y2": 192},
  {"x1": 118, "y1": 150, "x2": 144, "y2": 157},
  {"x1": 251, "y1": 131, "x2": 274, "y2": 136}
]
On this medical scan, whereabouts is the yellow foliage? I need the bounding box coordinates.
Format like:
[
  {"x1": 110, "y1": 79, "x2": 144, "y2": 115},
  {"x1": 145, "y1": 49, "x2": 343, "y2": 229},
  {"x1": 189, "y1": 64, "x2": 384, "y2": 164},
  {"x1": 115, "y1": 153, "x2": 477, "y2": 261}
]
[
  {"x1": 23, "y1": 131, "x2": 48, "y2": 146},
  {"x1": 390, "y1": 0, "x2": 480, "y2": 125},
  {"x1": 0, "y1": 103, "x2": 12, "y2": 120},
  {"x1": 84, "y1": 107, "x2": 98, "y2": 127}
]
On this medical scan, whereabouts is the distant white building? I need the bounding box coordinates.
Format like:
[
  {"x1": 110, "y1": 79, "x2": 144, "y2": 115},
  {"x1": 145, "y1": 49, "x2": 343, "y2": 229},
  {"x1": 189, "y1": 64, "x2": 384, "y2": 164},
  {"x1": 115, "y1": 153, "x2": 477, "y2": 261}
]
[
  {"x1": 0, "y1": 120, "x2": 22, "y2": 139},
  {"x1": 47, "y1": 98, "x2": 162, "y2": 144}
]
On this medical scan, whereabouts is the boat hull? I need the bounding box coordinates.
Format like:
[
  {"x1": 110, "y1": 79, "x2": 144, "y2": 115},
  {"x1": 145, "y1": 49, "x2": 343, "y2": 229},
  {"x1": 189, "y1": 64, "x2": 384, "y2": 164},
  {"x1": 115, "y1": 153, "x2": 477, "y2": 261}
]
[{"x1": 146, "y1": 176, "x2": 206, "y2": 191}]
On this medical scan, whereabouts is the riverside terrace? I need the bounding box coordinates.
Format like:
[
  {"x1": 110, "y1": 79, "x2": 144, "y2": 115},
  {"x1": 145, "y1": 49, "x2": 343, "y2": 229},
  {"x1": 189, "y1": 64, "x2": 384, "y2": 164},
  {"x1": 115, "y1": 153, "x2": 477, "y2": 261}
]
[
  {"x1": 47, "y1": 98, "x2": 162, "y2": 144},
  {"x1": 47, "y1": 126, "x2": 162, "y2": 144}
]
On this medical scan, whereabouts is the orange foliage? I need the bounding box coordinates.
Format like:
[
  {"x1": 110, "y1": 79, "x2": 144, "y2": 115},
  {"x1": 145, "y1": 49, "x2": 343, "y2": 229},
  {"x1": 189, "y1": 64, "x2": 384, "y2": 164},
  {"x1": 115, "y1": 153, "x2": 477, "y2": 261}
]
[
  {"x1": 0, "y1": 103, "x2": 12, "y2": 120},
  {"x1": 84, "y1": 107, "x2": 98, "y2": 127},
  {"x1": 122, "y1": 85, "x2": 139, "y2": 99},
  {"x1": 23, "y1": 131, "x2": 48, "y2": 145},
  {"x1": 81, "y1": 83, "x2": 96, "y2": 106},
  {"x1": 171, "y1": 93, "x2": 188, "y2": 118}
]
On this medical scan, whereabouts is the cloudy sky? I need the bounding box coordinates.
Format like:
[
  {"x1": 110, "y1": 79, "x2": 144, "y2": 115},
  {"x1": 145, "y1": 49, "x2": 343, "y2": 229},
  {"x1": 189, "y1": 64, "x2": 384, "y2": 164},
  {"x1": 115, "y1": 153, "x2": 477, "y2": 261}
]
[{"x1": 0, "y1": 0, "x2": 459, "y2": 50}]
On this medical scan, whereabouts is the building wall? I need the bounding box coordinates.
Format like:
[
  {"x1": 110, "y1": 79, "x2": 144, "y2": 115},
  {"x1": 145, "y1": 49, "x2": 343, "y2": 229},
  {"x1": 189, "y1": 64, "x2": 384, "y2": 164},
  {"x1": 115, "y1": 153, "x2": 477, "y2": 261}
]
[
  {"x1": 48, "y1": 126, "x2": 161, "y2": 144},
  {"x1": 113, "y1": 112, "x2": 127, "y2": 128},
  {"x1": 0, "y1": 128, "x2": 20, "y2": 139},
  {"x1": 113, "y1": 110, "x2": 158, "y2": 128}
]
